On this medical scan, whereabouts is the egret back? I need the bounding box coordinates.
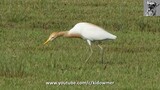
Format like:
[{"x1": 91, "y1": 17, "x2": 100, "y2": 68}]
[{"x1": 69, "y1": 22, "x2": 117, "y2": 41}]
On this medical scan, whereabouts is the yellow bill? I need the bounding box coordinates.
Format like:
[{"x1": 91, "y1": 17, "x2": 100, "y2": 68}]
[{"x1": 43, "y1": 39, "x2": 50, "y2": 45}]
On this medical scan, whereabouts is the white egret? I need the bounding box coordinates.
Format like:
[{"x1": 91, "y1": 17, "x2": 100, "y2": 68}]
[{"x1": 44, "y1": 22, "x2": 117, "y2": 63}]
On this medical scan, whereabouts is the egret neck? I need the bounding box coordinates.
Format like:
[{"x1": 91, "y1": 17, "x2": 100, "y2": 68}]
[{"x1": 58, "y1": 31, "x2": 82, "y2": 38}]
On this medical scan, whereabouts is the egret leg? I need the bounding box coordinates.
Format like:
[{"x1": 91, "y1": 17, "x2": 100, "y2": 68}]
[
  {"x1": 85, "y1": 46, "x2": 93, "y2": 63},
  {"x1": 98, "y1": 44, "x2": 104, "y2": 64}
]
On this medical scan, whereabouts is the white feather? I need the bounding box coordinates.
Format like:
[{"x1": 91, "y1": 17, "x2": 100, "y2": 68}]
[{"x1": 69, "y1": 22, "x2": 117, "y2": 41}]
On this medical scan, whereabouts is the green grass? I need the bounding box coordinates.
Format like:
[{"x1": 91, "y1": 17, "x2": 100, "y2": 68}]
[{"x1": 0, "y1": 0, "x2": 160, "y2": 89}]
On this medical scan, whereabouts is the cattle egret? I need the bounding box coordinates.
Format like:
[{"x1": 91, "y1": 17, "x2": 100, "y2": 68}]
[{"x1": 44, "y1": 22, "x2": 117, "y2": 63}]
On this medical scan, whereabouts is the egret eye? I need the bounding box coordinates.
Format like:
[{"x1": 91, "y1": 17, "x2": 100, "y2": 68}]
[{"x1": 50, "y1": 37, "x2": 55, "y2": 41}]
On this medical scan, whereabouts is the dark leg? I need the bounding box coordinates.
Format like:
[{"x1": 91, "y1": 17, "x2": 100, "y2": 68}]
[
  {"x1": 85, "y1": 45, "x2": 93, "y2": 63},
  {"x1": 98, "y1": 44, "x2": 104, "y2": 64}
]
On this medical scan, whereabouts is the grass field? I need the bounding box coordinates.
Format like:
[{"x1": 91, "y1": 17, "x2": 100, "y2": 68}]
[{"x1": 0, "y1": 0, "x2": 160, "y2": 89}]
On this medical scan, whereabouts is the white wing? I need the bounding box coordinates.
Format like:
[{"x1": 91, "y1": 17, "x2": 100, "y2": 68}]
[{"x1": 69, "y1": 22, "x2": 117, "y2": 41}]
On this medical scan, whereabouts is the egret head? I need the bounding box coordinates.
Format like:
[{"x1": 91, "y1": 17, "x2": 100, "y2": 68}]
[{"x1": 43, "y1": 32, "x2": 58, "y2": 45}]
